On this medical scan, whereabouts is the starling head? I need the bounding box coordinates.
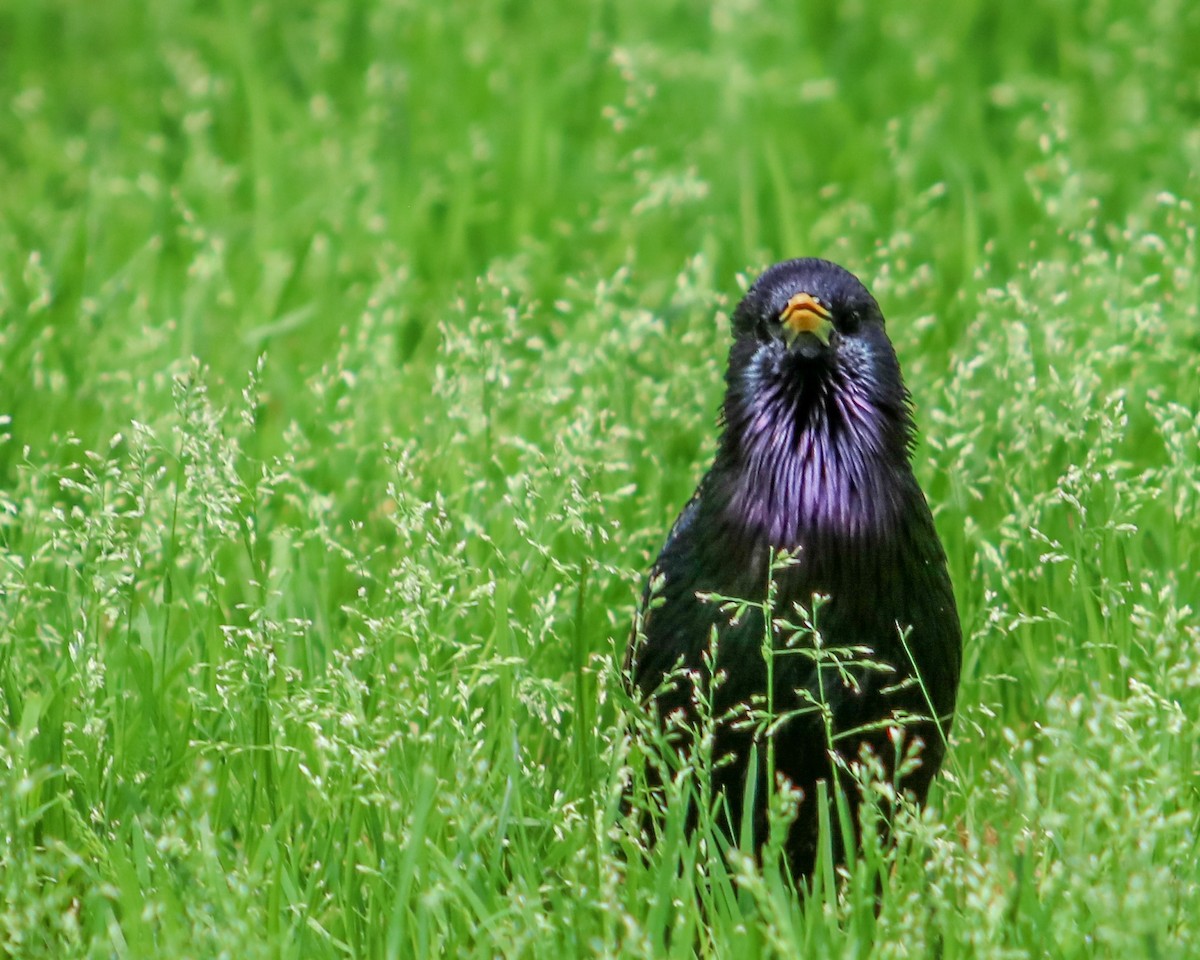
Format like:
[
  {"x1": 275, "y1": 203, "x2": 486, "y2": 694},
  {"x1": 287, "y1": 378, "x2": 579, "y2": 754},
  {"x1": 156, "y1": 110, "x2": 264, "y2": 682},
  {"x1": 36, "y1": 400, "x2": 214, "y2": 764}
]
[
  {"x1": 733, "y1": 258, "x2": 884, "y2": 351},
  {"x1": 719, "y1": 260, "x2": 913, "y2": 529}
]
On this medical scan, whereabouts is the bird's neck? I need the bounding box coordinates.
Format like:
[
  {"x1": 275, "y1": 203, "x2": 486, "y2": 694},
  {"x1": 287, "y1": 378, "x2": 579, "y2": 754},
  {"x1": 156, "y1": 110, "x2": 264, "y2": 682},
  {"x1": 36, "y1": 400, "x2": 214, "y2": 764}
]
[{"x1": 712, "y1": 373, "x2": 915, "y2": 549}]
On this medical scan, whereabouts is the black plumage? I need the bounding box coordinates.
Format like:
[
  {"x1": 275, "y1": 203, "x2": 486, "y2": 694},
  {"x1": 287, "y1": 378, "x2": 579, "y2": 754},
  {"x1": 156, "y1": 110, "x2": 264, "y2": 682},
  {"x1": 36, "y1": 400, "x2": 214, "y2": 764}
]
[{"x1": 626, "y1": 258, "x2": 961, "y2": 882}]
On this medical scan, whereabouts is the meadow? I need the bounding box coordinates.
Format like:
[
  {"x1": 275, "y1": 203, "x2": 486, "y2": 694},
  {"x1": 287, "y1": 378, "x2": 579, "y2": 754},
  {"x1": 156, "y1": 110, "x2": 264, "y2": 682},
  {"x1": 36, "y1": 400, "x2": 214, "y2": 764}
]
[{"x1": 1, "y1": 0, "x2": 1198, "y2": 956}]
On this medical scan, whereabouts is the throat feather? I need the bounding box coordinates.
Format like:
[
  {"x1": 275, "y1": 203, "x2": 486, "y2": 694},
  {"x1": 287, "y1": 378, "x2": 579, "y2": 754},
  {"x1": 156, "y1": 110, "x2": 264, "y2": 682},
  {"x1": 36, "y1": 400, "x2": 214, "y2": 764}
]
[{"x1": 722, "y1": 374, "x2": 903, "y2": 546}]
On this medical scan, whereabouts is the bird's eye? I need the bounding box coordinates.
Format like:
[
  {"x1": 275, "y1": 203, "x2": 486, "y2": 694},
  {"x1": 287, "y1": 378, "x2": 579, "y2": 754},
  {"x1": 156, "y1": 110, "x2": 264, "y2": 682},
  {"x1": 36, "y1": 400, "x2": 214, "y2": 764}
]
[{"x1": 839, "y1": 310, "x2": 863, "y2": 335}]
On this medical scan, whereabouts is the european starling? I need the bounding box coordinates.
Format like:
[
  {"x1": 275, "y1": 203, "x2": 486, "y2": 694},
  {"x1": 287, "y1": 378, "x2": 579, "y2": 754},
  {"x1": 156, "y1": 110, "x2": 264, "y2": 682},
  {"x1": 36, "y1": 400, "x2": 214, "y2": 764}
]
[{"x1": 626, "y1": 258, "x2": 961, "y2": 882}]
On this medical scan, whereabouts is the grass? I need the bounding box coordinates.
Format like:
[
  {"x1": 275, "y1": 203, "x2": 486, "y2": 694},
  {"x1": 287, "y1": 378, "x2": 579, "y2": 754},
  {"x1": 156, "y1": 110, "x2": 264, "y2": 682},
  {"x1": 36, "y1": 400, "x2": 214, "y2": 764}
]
[{"x1": 1, "y1": 0, "x2": 1199, "y2": 955}]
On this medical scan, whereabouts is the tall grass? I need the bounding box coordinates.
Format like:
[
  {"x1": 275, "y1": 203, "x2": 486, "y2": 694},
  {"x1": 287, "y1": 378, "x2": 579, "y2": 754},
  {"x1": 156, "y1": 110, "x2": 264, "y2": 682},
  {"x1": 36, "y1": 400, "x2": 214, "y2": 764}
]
[{"x1": 1, "y1": 0, "x2": 1198, "y2": 955}]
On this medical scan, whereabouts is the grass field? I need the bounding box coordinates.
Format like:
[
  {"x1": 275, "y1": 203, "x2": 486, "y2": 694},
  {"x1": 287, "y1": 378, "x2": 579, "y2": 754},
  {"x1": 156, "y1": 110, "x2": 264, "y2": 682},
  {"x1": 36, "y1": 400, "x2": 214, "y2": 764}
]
[{"x1": 2, "y1": 1, "x2": 1199, "y2": 956}]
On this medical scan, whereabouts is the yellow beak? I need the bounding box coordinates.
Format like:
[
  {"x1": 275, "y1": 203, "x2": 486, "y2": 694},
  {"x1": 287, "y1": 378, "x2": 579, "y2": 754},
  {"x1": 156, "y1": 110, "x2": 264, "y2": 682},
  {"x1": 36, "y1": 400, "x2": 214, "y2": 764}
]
[{"x1": 781, "y1": 292, "x2": 833, "y2": 343}]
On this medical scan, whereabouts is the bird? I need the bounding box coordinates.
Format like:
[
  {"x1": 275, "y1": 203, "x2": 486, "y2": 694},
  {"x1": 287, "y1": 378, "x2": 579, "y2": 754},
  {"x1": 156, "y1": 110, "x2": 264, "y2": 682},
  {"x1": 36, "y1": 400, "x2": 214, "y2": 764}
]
[{"x1": 625, "y1": 258, "x2": 961, "y2": 883}]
